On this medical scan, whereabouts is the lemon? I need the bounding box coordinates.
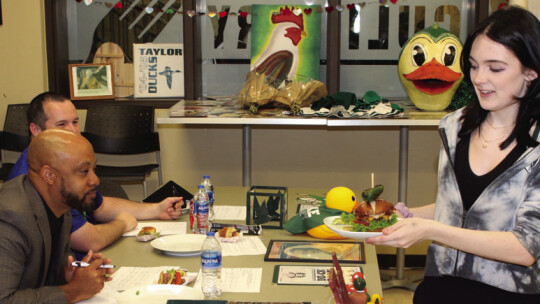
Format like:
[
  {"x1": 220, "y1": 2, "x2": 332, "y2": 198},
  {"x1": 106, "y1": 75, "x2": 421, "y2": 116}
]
[{"x1": 325, "y1": 186, "x2": 357, "y2": 213}]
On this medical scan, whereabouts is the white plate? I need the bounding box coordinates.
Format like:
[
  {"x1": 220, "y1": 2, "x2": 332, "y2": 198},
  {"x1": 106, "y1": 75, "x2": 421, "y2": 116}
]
[
  {"x1": 150, "y1": 234, "x2": 206, "y2": 256},
  {"x1": 323, "y1": 216, "x2": 383, "y2": 239},
  {"x1": 116, "y1": 285, "x2": 204, "y2": 304}
]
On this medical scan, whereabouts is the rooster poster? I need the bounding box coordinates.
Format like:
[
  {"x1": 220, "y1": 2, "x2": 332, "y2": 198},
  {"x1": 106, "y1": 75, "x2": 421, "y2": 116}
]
[{"x1": 251, "y1": 5, "x2": 321, "y2": 86}]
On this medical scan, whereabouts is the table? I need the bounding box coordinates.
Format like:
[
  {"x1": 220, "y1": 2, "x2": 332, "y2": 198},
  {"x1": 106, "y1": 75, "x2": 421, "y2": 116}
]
[
  {"x1": 157, "y1": 100, "x2": 445, "y2": 291},
  {"x1": 100, "y1": 187, "x2": 383, "y2": 302}
]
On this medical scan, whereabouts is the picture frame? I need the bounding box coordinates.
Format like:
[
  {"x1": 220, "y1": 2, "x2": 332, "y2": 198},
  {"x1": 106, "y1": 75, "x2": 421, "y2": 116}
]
[
  {"x1": 272, "y1": 265, "x2": 363, "y2": 285},
  {"x1": 264, "y1": 240, "x2": 365, "y2": 264},
  {"x1": 68, "y1": 63, "x2": 115, "y2": 100}
]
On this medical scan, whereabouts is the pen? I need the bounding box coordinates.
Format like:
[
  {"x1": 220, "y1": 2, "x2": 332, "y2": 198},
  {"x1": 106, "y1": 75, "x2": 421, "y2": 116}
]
[{"x1": 71, "y1": 261, "x2": 116, "y2": 269}]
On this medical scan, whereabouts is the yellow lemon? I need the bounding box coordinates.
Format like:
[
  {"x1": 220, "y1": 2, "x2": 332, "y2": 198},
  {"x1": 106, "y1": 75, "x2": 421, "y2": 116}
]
[
  {"x1": 307, "y1": 224, "x2": 346, "y2": 240},
  {"x1": 325, "y1": 186, "x2": 357, "y2": 213}
]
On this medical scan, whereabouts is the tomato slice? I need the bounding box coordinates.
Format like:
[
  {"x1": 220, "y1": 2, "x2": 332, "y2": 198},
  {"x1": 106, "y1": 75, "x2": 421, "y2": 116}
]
[{"x1": 172, "y1": 271, "x2": 183, "y2": 285}]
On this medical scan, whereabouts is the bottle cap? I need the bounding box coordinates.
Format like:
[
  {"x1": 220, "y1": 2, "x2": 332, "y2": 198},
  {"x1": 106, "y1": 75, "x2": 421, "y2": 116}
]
[
  {"x1": 197, "y1": 184, "x2": 204, "y2": 189},
  {"x1": 206, "y1": 231, "x2": 215, "y2": 236},
  {"x1": 203, "y1": 175, "x2": 210, "y2": 178}
]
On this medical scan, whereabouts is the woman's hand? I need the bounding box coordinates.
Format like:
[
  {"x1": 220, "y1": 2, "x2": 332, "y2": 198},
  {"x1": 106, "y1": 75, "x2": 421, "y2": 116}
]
[{"x1": 365, "y1": 217, "x2": 436, "y2": 248}]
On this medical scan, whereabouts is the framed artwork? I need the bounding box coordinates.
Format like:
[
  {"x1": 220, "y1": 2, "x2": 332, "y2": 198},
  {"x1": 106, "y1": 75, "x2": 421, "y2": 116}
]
[
  {"x1": 272, "y1": 265, "x2": 363, "y2": 285},
  {"x1": 68, "y1": 63, "x2": 115, "y2": 100},
  {"x1": 264, "y1": 240, "x2": 365, "y2": 264}
]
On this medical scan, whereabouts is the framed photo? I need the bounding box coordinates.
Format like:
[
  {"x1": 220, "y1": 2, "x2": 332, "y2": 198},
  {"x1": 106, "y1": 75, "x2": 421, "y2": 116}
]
[
  {"x1": 272, "y1": 265, "x2": 363, "y2": 285},
  {"x1": 68, "y1": 63, "x2": 115, "y2": 100},
  {"x1": 264, "y1": 240, "x2": 365, "y2": 264}
]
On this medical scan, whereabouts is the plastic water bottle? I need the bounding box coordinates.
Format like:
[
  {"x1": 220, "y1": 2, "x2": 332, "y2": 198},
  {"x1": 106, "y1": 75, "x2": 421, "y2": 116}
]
[
  {"x1": 201, "y1": 175, "x2": 215, "y2": 221},
  {"x1": 195, "y1": 184, "x2": 210, "y2": 234},
  {"x1": 201, "y1": 231, "x2": 222, "y2": 297}
]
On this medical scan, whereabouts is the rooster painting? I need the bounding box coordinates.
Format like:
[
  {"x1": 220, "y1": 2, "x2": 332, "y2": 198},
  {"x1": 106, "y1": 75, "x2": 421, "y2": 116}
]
[{"x1": 251, "y1": 5, "x2": 320, "y2": 86}]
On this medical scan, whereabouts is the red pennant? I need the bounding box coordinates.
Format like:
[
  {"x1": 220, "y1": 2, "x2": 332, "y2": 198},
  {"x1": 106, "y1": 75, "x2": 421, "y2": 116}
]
[
  {"x1": 219, "y1": 11, "x2": 228, "y2": 18},
  {"x1": 304, "y1": 8, "x2": 312, "y2": 15},
  {"x1": 346, "y1": 4, "x2": 355, "y2": 10},
  {"x1": 114, "y1": 1, "x2": 122, "y2": 8},
  {"x1": 390, "y1": 0, "x2": 398, "y2": 3},
  {"x1": 239, "y1": 11, "x2": 248, "y2": 18},
  {"x1": 325, "y1": 6, "x2": 334, "y2": 13}
]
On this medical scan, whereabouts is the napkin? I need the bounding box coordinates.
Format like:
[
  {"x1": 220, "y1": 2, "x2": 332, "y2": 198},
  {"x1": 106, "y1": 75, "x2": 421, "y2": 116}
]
[{"x1": 76, "y1": 285, "x2": 119, "y2": 304}]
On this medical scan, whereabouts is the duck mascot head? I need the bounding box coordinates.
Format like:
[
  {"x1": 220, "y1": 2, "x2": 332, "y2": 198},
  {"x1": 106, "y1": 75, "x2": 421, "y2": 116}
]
[
  {"x1": 398, "y1": 23, "x2": 463, "y2": 111},
  {"x1": 283, "y1": 187, "x2": 357, "y2": 239}
]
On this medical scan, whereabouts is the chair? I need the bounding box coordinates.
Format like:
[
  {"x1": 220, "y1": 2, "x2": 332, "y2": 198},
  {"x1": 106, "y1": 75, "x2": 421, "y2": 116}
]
[
  {"x1": 83, "y1": 105, "x2": 162, "y2": 197},
  {"x1": 0, "y1": 104, "x2": 30, "y2": 181}
]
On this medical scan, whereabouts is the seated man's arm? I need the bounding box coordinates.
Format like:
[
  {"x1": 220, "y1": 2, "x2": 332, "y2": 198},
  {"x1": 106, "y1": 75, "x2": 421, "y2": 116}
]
[
  {"x1": 70, "y1": 211, "x2": 137, "y2": 254},
  {"x1": 98, "y1": 196, "x2": 183, "y2": 221}
]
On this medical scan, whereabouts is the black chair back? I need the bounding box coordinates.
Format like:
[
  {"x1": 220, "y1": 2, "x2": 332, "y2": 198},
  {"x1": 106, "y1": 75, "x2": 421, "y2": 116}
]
[
  {"x1": 0, "y1": 104, "x2": 30, "y2": 181},
  {"x1": 82, "y1": 105, "x2": 162, "y2": 197}
]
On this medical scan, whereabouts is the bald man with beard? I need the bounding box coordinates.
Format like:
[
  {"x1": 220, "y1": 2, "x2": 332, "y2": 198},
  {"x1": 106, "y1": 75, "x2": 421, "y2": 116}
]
[{"x1": 0, "y1": 129, "x2": 114, "y2": 303}]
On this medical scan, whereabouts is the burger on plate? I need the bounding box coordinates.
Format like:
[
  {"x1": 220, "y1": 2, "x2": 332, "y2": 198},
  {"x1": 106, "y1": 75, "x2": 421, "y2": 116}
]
[
  {"x1": 350, "y1": 199, "x2": 397, "y2": 232},
  {"x1": 332, "y1": 185, "x2": 398, "y2": 232},
  {"x1": 136, "y1": 226, "x2": 158, "y2": 242}
]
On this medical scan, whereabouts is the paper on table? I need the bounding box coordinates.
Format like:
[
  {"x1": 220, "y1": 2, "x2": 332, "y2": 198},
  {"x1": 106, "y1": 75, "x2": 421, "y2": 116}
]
[
  {"x1": 75, "y1": 285, "x2": 119, "y2": 303},
  {"x1": 220, "y1": 236, "x2": 267, "y2": 256},
  {"x1": 194, "y1": 268, "x2": 262, "y2": 293},
  {"x1": 106, "y1": 266, "x2": 197, "y2": 291},
  {"x1": 214, "y1": 205, "x2": 246, "y2": 220},
  {"x1": 123, "y1": 222, "x2": 187, "y2": 237}
]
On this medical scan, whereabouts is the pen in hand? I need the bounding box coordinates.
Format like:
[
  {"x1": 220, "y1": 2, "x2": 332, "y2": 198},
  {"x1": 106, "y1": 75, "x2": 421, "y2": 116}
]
[{"x1": 71, "y1": 261, "x2": 116, "y2": 269}]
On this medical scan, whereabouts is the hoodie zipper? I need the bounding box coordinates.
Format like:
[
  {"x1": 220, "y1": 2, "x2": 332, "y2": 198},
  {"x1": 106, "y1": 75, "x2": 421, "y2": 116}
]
[{"x1": 438, "y1": 127, "x2": 463, "y2": 275}]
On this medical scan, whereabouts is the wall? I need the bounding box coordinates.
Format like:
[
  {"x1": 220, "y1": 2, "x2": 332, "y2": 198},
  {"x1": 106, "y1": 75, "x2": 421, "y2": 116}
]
[{"x1": 0, "y1": 0, "x2": 49, "y2": 125}]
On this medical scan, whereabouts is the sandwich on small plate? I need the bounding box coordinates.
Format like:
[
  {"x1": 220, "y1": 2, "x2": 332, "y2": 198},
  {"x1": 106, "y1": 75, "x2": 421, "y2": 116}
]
[
  {"x1": 135, "y1": 226, "x2": 159, "y2": 242},
  {"x1": 158, "y1": 268, "x2": 188, "y2": 285}
]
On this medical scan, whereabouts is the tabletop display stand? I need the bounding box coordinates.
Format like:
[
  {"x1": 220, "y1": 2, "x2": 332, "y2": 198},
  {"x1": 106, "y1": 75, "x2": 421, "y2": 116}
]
[{"x1": 246, "y1": 186, "x2": 288, "y2": 229}]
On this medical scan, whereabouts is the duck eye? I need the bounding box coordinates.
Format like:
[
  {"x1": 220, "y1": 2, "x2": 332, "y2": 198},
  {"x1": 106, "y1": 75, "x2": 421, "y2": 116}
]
[
  {"x1": 442, "y1": 43, "x2": 457, "y2": 66},
  {"x1": 411, "y1": 44, "x2": 426, "y2": 67},
  {"x1": 352, "y1": 196, "x2": 356, "y2": 202}
]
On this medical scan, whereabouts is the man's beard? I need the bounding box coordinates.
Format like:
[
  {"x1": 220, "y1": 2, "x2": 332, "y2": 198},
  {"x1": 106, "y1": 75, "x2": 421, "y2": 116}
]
[{"x1": 61, "y1": 178, "x2": 96, "y2": 214}]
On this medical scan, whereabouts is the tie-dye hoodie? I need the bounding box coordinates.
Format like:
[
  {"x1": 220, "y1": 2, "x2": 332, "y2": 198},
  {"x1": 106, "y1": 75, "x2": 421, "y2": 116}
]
[{"x1": 424, "y1": 108, "x2": 540, "y2": 293}]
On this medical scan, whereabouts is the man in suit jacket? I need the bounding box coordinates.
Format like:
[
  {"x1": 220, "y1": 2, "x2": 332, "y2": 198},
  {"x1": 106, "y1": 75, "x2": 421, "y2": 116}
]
[
  {"x1": 7, "y1": 92, "x2": 183, "y2": 260},
  {"x1": 0, "y1": 129, "x2": 112, "y2": 303}
]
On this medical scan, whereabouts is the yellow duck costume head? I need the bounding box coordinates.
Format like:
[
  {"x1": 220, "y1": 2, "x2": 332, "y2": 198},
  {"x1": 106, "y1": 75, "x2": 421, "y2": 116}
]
[{"x1": 398, "y1": 23, "x2": 463, "y2": 111}]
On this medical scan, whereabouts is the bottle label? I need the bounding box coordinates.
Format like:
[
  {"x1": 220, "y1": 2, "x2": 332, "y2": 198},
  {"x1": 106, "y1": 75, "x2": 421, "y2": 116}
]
[
  {"x1": 196, "y1": 201, "x2": 209, "y2": 214},
  {"x1": 206, "y1": 190, "x2": 214, "y2": 203},
  {"x1": 201, "y1": 251, "x2": 222, "y2": 269}
]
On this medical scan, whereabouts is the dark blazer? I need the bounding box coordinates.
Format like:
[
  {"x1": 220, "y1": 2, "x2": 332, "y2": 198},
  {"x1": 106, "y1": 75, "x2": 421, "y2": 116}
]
[{"x1": 0, "y1": 175, "x2": 72, "y2": 303}]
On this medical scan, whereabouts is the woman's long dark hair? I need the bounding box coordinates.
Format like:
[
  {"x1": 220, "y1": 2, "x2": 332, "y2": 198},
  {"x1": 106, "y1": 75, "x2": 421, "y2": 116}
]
[{"x1": 459, "y1": 5, "x2": 540, "y2": 148}]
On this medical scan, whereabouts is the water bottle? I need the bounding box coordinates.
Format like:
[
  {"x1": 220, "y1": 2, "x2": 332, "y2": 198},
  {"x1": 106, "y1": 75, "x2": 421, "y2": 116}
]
[
  {"x1": 201, "y1": 231, "x2": 222, "y2": 297},
  {"x1": 201, "y1": 175, "x2": 215, "y2": 221},
  {"x1": 195, "y1": 184, "x2": 210, "y2": 234}
]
